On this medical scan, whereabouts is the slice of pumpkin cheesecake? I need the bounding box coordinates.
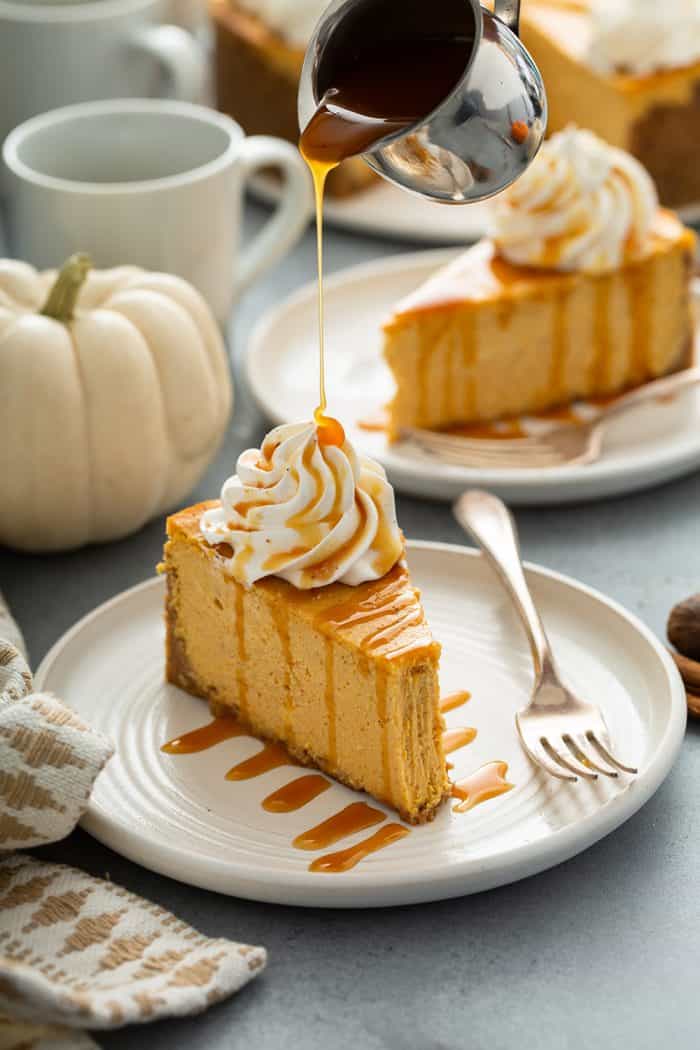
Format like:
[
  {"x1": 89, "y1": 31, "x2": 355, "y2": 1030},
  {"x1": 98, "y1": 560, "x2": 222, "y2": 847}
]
[
  {"x1": 382, "y1": 127, "x2": 696, "y2": 440},
  {"x1": 163, "y1": 420, "x2": 448, "y2": 824}
]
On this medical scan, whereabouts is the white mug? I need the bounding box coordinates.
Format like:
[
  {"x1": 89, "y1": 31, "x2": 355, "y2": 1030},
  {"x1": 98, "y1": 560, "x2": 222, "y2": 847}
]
[
  {"x1": 3, "y1": 99, "x2": 313, "y2": 324},
  {"x1": 0, "y1": 0, "x2": 206, "y2": 145}
]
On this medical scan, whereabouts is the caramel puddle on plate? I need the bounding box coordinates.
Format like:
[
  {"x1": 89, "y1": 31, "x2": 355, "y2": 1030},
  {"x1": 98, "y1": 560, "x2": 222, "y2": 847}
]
[
  {"x1": 451, "y1": 761, "x2": 514, "y2": 814},
  {"x1": 310, "y1": 824, "x2": 411, "y2": 873},
  {"x1": 293, "y1": 801, "x2": 385, "y2": 851},
  {"x1": 442, "y1": 726, "x2": 477, "y2": 754},
  {"x1": 161, "y1": 716, "x2": 246, "y2": 754},
  {"x1": 262, "y1": 774, "x2": 330, "y2": 813},
  {"x1": 226, "y1": 741, "x2": 297, "y2": 781},
  {"x1": 440, "y1": 690, "x2": 471, "y2": 713}
]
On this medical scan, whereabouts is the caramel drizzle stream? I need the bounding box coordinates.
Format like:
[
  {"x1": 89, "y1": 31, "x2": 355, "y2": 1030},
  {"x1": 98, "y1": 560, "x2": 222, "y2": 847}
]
[
  {"x1": 262, "y1": 774, "x2": 330, "y2": 813},
  {"x1": 293, "y1": 801, "x2": 385, "y2": 850},
  {"x1": 310, "y1": 824, "x2": 410, "y2": 873}
]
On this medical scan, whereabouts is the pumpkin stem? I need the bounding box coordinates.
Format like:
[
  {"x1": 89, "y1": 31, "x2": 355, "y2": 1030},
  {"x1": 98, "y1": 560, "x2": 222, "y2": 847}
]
[{"x1": 40, "y1": 253, "x2": 92, "y2": 322}]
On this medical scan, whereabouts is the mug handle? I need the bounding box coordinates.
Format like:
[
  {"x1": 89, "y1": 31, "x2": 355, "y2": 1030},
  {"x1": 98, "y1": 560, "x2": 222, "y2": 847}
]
[
  {"x1": 129, "y1": 24, "x2": 206, "y2": 102},
  {"x1": 234, "y1": 136, "x2": 313, "y2": 300}
]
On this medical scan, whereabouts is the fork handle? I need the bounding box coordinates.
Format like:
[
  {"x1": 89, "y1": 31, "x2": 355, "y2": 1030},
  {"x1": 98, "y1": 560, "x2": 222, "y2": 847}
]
[
  {"x1": 454, "y1": 490, "x2": 556, "y2": 680},
  {"x1": 598, "y1": 366, "x2": 700, "y2": 424}
]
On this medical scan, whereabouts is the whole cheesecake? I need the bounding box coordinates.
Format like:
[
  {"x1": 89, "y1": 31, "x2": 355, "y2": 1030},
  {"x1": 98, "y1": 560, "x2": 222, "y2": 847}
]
[
  {"x1": 163, "y1": 423, "x2": 449, "y2": 824},
  {"x1": 210, "y1": 0, "x2": 376, "y2": 199},
  {"x1": 521, "y1": 0, "x2": 700, "y2": 208},
  {"x1": 382, "y1": 128, "x2": 697, "y2": 439}
]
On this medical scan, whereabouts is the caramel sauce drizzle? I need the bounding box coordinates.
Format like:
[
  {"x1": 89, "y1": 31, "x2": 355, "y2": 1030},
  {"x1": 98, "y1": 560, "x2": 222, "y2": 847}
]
[
  {"x1": 376, "y1": 667, "x2": 391, "y2": 797},
  {"x1": 161, "y1": 717, "x2": 245, "y2": 754},
  {"x1": 225, "y1": 741, "x2": 296, "y2": 781},
  {"x1": 309, "y1": 823, "x2": 410, "y2": 873},
  {"x1": 271, "y1": 603, "x2": 294, "y2": 743},
  {"x1": 451, "y1": 761, "x2": 513, "y2": 813},
  {"x1": 235, "y1": 586, "x2": 248, "y2": 720},
  {"x1": 591, "y1": 280, "x2": 611, "y2": 390},
  {"x1": 442, "y1": 726, "x2": 477, "y2": 754},
  {"x1": 550, "y1": 291, "x2": 569, "y2": 404},
  {"x1": 262, "y1": 774, "x2": 330, "y2": 813},
  {"x1": 324, "y1": 637, "x2": 337, "y2": 767},
  {"x1": 320, "y1": 566, "x2": 429, "y2": 661},
  {"x1": 293, "y1": 801, "x2": 385, "y2": 850},
  {"x1": 440, "y1": 690, "x2": 471, "y2": 713},
  {"x1": 628, "y1": 263, "x2": 652, "y2": 386}
]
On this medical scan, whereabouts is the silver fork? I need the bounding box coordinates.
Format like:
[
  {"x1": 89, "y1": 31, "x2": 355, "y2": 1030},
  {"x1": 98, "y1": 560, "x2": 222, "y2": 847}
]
[
  {"x1": 454, "y1": 489, "x2": 638, "y2": 781},
  {"x1": 403, "y1": 366, "x2": 700, "y2": 469}
]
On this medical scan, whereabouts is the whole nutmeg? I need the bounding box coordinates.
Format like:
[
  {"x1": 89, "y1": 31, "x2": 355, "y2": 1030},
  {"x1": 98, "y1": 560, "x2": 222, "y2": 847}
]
[{"x1": 668, "y1": 594, "x2": 700, "y2": 661}]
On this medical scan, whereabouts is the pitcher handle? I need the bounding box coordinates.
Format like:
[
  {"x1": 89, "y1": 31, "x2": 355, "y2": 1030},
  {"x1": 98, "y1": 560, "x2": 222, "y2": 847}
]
[{"x1": 493, "y1": 0, "x2": 521, "y2": 34}]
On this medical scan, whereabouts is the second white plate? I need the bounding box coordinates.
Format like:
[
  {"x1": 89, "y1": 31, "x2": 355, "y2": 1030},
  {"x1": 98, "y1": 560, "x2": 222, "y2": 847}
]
[
  {"x1": 249, "y1": 173, "x2": 492, "y2": 244},
  {"x1": 250, "y1": 173, "x2": 700, "y2": 245},
  {"x1": 246, "y1": 249, "x2": 700, "y2": 504}
]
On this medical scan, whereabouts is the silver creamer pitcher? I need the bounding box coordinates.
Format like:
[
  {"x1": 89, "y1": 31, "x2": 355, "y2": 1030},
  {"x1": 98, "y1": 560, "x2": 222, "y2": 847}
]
[{"x1": 298, "y1": 0, "x2": 547, "y2": 204}]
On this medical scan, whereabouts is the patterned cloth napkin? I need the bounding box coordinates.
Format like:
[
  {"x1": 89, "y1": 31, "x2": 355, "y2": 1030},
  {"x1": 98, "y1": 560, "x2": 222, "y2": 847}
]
[{"x1": 0, "y1": 593, "x2": 266, "y2": 1048}]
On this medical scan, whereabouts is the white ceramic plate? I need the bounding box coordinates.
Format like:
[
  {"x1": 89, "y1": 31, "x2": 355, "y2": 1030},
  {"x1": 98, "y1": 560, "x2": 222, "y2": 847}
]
[
  {"x1": 246, "y1": 248, "x2": 700, "y2": 504},
  {"x1": 249, "y1": 173, "x2": 700, "y2": 244},
  {"x1": 36, "y1": 541, "x2": 685, "y2": 908}
]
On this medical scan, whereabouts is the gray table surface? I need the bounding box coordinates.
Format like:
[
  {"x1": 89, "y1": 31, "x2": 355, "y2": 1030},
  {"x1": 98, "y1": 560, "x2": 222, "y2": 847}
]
[{"x1": 5, "y1": 202, "x2": 700, "y2": 1049}]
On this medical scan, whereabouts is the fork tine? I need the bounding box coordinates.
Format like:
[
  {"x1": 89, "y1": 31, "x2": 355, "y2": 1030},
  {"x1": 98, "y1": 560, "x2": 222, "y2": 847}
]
[
  {"x1": 586, "y1": 732, "x2": 638, "y2": 775},
  {"x1": 523, "y1": 738, "x2": 578, "y2": 782},
  {"x1": 563, "y1": 734, "x2": 618, "y2": 778},
  {"x1": 542, "y1": 737, "x2": 598, "y2": 780}
]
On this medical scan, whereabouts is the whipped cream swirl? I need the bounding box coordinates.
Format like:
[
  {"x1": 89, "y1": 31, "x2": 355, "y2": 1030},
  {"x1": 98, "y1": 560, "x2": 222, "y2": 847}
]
[
  {"x1": 200, "y1": 421, "x2": 404, "y2": 590},
  {"x1": 236, "y1": 0, "x2": 329, "y2": 47},
  {"x1": 491, "y1": 127, "x2": 658, "y2": 274},
  {"x1": 588, "y1": 0, "x2": 700, "y2": 75}
]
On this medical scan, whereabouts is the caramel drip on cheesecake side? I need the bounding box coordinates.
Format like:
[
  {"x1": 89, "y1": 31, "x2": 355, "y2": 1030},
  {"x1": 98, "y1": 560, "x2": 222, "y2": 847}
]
[
  {"x1": 225, "y1": 741, "x2": 295, "y2": 781},
  {"x1": 550, "y1": 291, "x2": 569, "y2": 404},
  {"x1": 627, "y1": 263, "x2": 652, "y2": 386},
  {"x1": 451, "y1": 761, "x2": 513, "y2": 813},
  {"x1": 376, "y1": 666, "x2": 391, "y2": 798},
  {"x1": 309, "y1": 823, "x2": 410, "y2": 873},
  {"x1": 324, "y1": 637, "x2": 337, "y2": 767},
  {"x1": 234, "y1": 585, "x2": 248, "y2": 720},
  {"x1": 293, "y1": 801, "x2": 385, "y2": 850},
  {"x1": 271, "y1": 603, "x2": 294, "y2": 743},
  {"x1": 161, "y1": 717, "x2": 245, "y2": 754},
  {"x1": 440, "y1": 690, "x2": 471, "y2": 713},
  {"x1": 442, "y1": 726, "x2": 477, "y2": 754},
  {"x1": 262, "y1": 774, "x2": 330, "y2": 813},
  {"x1": 462, "y1": 309, "x2": 477, "y2": 421},
  {"x1": 591, "y1": 279, "x2": 611, "y2": 390}
]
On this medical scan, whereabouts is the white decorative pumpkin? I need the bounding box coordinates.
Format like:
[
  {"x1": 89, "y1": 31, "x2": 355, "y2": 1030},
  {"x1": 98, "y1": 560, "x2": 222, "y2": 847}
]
[{"x1": 0, "y1": 254, "x2": 232, "y2": 552}]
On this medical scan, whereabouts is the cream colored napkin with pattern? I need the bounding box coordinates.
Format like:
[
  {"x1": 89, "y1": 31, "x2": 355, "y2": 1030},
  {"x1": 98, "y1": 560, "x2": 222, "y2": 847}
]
[{"x1": 0, "y1": 592, "x2": 266, "y2": 1048}]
